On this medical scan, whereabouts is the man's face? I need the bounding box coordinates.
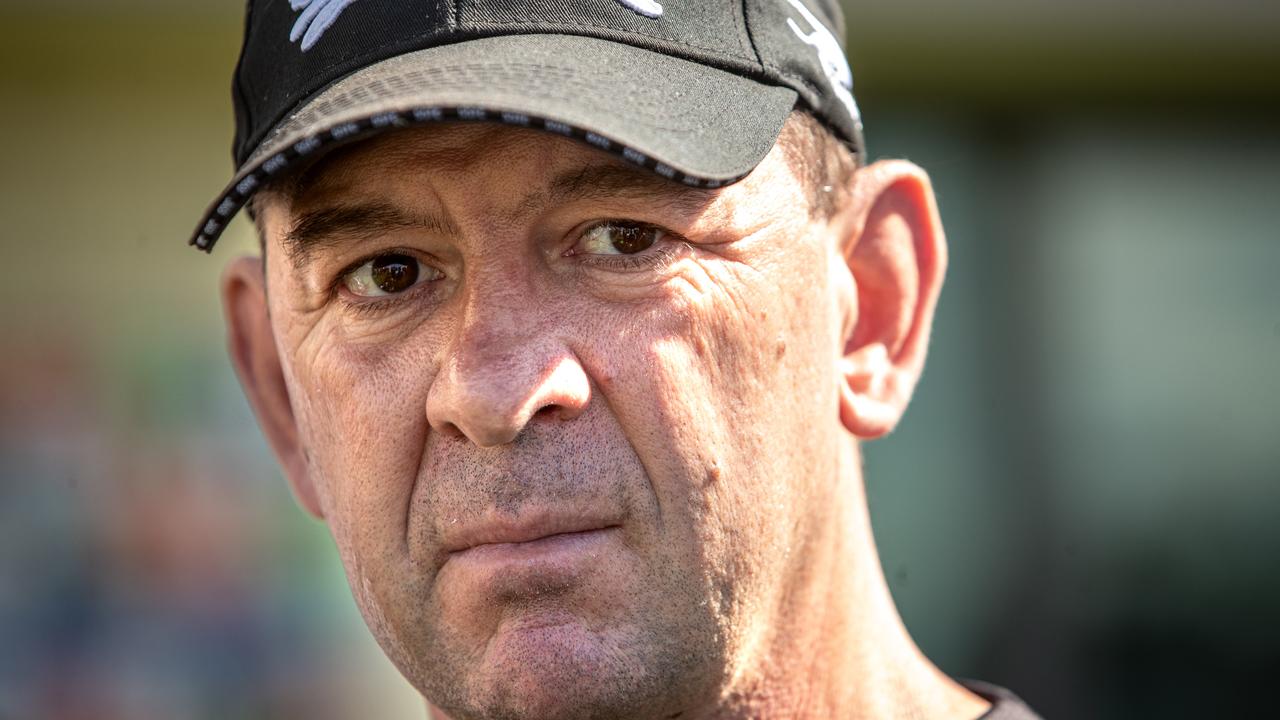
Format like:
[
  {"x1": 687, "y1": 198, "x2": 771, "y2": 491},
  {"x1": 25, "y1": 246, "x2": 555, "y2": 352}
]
[{"x1": 254, "y1": 123, "x2": 851, "y2": 719}]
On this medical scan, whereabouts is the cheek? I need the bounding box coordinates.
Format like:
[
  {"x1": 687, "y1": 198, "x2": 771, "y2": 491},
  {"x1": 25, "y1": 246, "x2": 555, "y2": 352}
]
[
  {"x1": 596, "y1": 247, "x2": 839, "y2": 623},
  {"x1": 286, "y1": 319, "x2": 438, "y2": 558},
  {"x1": 638, "y1": 251, "x2": 837, "y2": 480}
]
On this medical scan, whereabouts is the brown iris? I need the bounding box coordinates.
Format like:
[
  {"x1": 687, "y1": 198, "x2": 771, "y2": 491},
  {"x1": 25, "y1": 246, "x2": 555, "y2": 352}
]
[
  {"x1": 608, "y1": 223, "x2": 659, "y2": 254},
  {"x1": 370, "y1": 254, "x2": 419, "y2": 294}
]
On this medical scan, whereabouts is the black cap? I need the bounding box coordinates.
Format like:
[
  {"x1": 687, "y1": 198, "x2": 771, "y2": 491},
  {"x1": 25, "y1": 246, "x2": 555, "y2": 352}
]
[{"x1": 191, "y1": 0, "x2": 864, "y2": 252}]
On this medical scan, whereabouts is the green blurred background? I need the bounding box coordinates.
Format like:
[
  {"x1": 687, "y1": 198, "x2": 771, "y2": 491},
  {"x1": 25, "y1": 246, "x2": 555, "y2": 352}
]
[{"x1": 1, "y1": 1, "x2": 1277, "y2": 718}]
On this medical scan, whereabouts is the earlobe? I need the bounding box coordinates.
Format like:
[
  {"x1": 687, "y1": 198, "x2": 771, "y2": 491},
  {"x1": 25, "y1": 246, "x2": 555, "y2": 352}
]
[
  {"x1": 221, "y1": 256, "x2": 324, "y2": 518},
  {"x1": 834, "y1": 161, "x2": 947, "y2": 439},
  {"x1": 838, "y1": 344, "x2": 913, "y2": 438}
]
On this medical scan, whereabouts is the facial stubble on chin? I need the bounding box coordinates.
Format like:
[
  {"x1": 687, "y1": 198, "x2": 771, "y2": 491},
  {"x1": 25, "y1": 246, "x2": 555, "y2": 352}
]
[{"x1": 385, "y1": 408, "x2": 730, "y2": 720}]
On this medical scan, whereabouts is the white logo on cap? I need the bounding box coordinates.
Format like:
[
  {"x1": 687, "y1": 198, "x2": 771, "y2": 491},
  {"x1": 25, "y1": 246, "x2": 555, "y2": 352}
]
[
  {"x1": 617, "y1": 0, "x2": 663, "y2": 18},
  {"x1": 288, "y1": 1, "x2": 660, "y2": 52},
  {"x1": 290, "y1": 0, "x2": 360, "y2": 52},
  {"x1": 784, "y1": 0, "x2": 859, "y2": 123}
]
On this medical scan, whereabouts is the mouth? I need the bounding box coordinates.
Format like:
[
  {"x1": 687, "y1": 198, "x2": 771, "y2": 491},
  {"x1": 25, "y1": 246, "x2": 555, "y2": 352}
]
[
  {"x1": 445, "y1": 513, "x2": 621, "y2": 556},
  {"x1": 449, "y1": 526, "x2": 619, "y2": 562},
  {"x1": 440, "y1": 515, "x2": 624, "y2": 585}
]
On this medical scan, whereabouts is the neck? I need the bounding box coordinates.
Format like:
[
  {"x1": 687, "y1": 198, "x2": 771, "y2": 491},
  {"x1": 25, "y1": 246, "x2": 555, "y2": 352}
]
[{"x1": 715, "y1": 438, "x2": 990, "y2": 720}]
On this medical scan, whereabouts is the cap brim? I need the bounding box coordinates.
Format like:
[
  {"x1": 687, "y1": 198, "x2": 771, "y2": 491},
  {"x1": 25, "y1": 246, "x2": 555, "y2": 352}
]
[{"x1": 191, "y1": 33, "x2": 798, "y2": 252}]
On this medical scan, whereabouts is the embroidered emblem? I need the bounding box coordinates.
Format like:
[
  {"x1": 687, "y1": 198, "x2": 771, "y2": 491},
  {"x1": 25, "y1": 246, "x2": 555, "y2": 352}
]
[
  {"x1": 289, "y1": 0, "x2": 361, "y2": 52},
  {"x1": 289, "y1": 0, "x2": 658, "y2": 52},
  {"x1": 617, "y1": 0, "x2": 663, "y2": 18},
  {"x1": 784, "y1": 0, "x2": 858, "y2": 122}
]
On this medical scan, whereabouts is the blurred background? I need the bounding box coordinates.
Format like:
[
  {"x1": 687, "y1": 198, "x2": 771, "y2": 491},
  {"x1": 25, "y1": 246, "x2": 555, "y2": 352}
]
[{"x1": 1, "y1": 0, "x2": 1276, "y2": 718}]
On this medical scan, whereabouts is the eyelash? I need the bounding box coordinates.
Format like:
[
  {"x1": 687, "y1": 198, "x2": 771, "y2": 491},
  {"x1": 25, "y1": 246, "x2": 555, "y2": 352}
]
[
  {"x1": 329, "y1": 248, "x2": 438, "y2": 317},
  {"x1": 571, "y1": 223, "x2": 687, "y2": 273},
  {"x1": 330, "y1": 220, "x2": 684, "y2": 315},
  {"x1": 583, "y1": 246, "x2": 683, "y2": 273}
]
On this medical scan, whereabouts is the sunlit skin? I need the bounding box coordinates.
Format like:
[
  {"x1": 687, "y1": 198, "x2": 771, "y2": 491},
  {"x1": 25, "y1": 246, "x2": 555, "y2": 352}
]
[{"x1": 223, "y1": 121, "x2": 990, "y2": 719}]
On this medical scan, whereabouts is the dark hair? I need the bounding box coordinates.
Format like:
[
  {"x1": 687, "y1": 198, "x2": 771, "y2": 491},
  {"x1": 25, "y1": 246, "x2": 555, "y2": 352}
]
[{"x1": 776, "y1": 107, "x2": 860, "y2": 221}]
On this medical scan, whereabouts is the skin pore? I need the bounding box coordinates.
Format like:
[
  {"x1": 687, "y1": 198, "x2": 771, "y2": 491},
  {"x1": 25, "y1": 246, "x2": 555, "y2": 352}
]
[{"x1": 222, "y1": 117, "x2": 990, "y2": 720}]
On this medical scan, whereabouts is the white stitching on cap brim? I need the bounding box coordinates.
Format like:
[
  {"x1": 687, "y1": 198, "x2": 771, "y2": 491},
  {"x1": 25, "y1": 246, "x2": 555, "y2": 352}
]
[{"x1": 190, "y1": 107, "x2": 749, "y2": 252}]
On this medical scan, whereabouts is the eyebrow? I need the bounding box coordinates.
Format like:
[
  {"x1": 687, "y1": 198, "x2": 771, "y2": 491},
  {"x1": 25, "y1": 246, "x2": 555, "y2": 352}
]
[
  {"x1": 281, "y1": 162, "x2": 718, "y2": 268},
  {"x1": 282, "y1": 203, "x2": 459, "y2": 269}
]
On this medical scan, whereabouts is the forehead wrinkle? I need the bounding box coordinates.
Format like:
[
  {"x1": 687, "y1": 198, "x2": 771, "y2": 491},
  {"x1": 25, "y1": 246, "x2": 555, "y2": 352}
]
[
  {"x1": 294, "y1": 125, "x2": 536, "y2": 202},
  {"x1": 497, "y1": 162, "x2": 719, "y2": 227},
  {"x1": 282, "y1": 124, "x2": 724, "y2": 259},
  {"x1": 291, "y1": 126, "x2": 556, "y2": 229},
  {"x1": 553, "y1": 164, "x2": 717, "y2": 215}
]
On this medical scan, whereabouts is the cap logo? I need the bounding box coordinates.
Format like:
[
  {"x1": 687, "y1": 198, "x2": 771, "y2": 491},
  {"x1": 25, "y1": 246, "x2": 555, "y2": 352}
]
[
  {"x1": 784, "y1": 0, "x2": 858, "y2": 122},
  {"x1": 289, "y1": 0, "x2": 361, "y2": 52},
  {"x1": 617, "y1": 0, "x2": 663, "y2": 18},
  {"x1": 289, "y1": 0, "x2": 657, "y2": 52}
]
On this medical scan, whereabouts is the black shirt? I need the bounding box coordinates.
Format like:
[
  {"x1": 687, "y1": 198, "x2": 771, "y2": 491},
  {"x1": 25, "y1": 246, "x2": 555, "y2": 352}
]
[{"x1": 963, "y1": 680, "x2": 1043, "y2": 720}]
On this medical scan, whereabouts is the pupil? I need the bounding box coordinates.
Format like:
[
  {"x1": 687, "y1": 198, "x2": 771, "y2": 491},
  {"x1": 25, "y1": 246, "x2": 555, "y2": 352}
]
[
  {"x1": 371, "y1": 254, "x2": 418, "y2": 293},
  {"x1": 611, "y1": 225, "x2": 655, "y2": 254}
]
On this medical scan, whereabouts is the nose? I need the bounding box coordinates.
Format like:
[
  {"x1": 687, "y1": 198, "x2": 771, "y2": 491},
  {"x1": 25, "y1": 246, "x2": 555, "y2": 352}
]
[{"x1": 426, "y1": 299, "x2": 591, "y2": 448}]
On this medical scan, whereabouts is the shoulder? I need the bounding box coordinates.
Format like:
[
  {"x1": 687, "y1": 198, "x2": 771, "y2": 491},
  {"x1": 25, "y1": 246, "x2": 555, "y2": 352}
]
[{"x1": 960, "y1": 680, "x2": 1044, "y2": 720}]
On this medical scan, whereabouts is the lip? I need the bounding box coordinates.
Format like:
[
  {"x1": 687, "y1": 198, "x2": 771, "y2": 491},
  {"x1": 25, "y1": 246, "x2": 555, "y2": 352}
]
[
  {"x1": 449, "y1": 526, "x2": 619, "y2": 566},
  {"x1": 443, "y1": 512, "x2": 622, "y2": 558},
  {"x1": 441, "y1": 522, "x2": 623, "y2": 598},
  {"x1": 437, "y1": 512, "x2": 628, "y2": 603}
]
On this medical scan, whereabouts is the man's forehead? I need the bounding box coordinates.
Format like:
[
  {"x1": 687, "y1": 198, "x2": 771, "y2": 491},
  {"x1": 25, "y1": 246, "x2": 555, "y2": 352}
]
[
  {"x1": 287, "y1": 123, "x2": 706, "y2": 205},
  {"x1": 292, "y1": 123, "x2": 565, "y2": 197},
  {"x1": 266, "y1": 122, "x2": 739, "y2": 267},
  {"x1": 282, "y1": 122, "x2": 732, "y2": 210}
]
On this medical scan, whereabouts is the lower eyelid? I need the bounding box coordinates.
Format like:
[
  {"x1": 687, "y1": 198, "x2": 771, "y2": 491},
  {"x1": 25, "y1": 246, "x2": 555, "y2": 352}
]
[
  {"x1": 577, "y1": 239, "x2": 685, "y2": 272},
  {"x1": 337, "y1": 259, "x2": 444, "y2": 310},
  {"x1": 341, "y1": 281, "x2": 433, "y2": 316}
]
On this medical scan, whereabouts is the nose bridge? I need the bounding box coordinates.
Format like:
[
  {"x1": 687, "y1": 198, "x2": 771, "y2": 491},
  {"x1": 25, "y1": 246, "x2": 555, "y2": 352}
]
[{"x1": 426, "y1": 266, "x2": 589, "y2": 447}]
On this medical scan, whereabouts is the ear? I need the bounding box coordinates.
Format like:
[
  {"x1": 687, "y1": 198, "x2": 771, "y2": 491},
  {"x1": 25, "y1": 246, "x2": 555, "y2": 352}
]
[
  {"x1": 221, "y1": 256, "x2": 324, "y2": 518},
  {"x1": 834, "y1": 160, "x2": 947, "y2": 439}
]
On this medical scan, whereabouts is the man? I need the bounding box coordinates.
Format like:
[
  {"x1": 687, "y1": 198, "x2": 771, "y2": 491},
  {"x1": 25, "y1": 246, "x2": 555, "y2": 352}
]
[{"x1": 193, "y1": 1, "x2": 1040, "y2": 718}]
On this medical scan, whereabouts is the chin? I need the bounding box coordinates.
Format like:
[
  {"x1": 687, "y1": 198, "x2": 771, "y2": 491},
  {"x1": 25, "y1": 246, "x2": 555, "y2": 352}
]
[
  {"x1": 431, "y1": 613, "x2": 695, "y2": 720},
  {"x1": 486, "y1": 622, "x2": 641, "y2": 717}
]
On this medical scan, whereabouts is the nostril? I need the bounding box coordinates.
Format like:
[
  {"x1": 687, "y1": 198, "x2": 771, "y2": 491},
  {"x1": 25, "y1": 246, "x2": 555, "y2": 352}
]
[{"x1": 435, "y1": 420, "x2": 466, "y2": 439}]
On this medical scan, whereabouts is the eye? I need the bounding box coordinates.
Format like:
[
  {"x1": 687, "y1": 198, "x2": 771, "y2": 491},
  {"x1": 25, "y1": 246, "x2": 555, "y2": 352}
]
[
  {"x1": 578, "y1": 222, "x2": 665, "y2": 255},
  {"x1": 342, "y1": 253, "x2": 442, "y2": 297}
]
